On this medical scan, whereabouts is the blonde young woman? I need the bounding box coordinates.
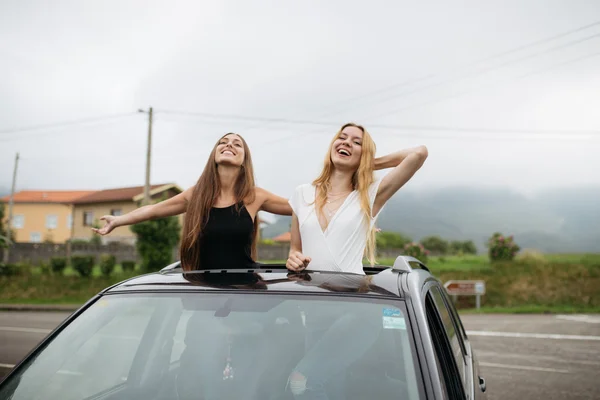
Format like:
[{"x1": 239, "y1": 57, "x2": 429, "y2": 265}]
[
  {"x1": 284, "y1": 123, "x2": 427, "y2": 399},
  {"x1": 287, "y1": 122, "x2": 428, "y2": 274}
]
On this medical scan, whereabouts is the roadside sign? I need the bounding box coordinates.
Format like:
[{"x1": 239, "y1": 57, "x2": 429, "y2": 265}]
[
  {"x1": 444, "y1": 280, "x2": 486, "y2": 295},
  {"x1": 444, "y1": 280, "x2": 486, "y2": 310}
]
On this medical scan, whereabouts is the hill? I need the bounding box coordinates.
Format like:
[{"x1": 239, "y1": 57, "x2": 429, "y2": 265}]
[{"x1": 262, "y1": 185, "x2": 600, "y2": 253}]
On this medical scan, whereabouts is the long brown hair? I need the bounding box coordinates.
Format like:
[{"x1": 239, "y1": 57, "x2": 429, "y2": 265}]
[
  {"x1": 180, "y1": 133, "x2": 258, "y2": 271},
  {"x1": 312, "y1": 123, "x2": 378, "y2": 265}
]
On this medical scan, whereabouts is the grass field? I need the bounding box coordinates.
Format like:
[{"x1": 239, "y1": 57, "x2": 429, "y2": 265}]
[{"x1": 1, "y1": 254, "x2": 599, "y2": 311}]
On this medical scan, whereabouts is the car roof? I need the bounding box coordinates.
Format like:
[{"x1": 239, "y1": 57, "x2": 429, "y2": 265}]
[{"x1": 104, "y1": 256, "x2": 434, "y2": 300}]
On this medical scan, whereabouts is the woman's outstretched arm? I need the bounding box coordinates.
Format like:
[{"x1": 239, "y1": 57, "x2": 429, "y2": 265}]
[
  {"x1": 92, "y1": 187, "x2": 193, "y2": 235},
  {"x1": 257, "y1": 187, "x2": 293, "y2": 216}
]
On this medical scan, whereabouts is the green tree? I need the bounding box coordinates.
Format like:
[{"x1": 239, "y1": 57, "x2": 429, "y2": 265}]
[
  {"x1": 376, "y1": 231, "x2": 412, "y2": 248},
  {"x1": 461, "y1": 240, "x2": 477, "y2": 255},
  {"x1": 420, "y1": 235, "x2": 449, "y2": 255},
  {"x1": 130, "y1": 201, "x2": 181, "y2": 272},
  {"x1": 450, "y1": 240, "x2": 477, "y2": 255},
  {"x1": 0, "y1": 202, "x2": 14, "y2": 249}
]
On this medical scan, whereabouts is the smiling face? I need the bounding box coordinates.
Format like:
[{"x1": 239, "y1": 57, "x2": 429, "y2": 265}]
[
  {"x1": 330, "y1": 124, "x2": 364, "y2": 170},
  {"x1": 214, "y1": 133, "x2": 245, "y2": 166}
]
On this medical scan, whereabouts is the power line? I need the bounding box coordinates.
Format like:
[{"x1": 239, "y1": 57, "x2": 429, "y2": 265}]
[
  {"x1": 230, "y1": 19, "x2": 600, "y2": 134},
  {"x1": 0, "y1": 113, "x2": 139, "y2": 142},
  {"x1": 301, "y1": 20, "x2": 600, "y2": 118},
  {"x1": 339, "y1": 32, "x2": 600, "y2": 117},
  {"x1": 363, "y1": 49, "x2": 600, "y2": 121},
  {"x1": 258, "y1": 130, "x2": 595, "y2": 146},
  {"x1": 157, "y1": 107, "x2": 600, "y2": 136},
  {"x1": 0, "y1": 112, "x2": 138, "y2": 136},
  {"x1": 160, "y1": 109, "x2": 319, "y2": 125},
  {"x1": 255, "y1": 50, "x2": 600, "y2": 146}
]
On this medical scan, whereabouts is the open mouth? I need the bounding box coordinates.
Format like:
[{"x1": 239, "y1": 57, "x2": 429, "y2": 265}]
[
  {"x1": 337, "y1": 148, "x2": 351, "y2": 157},
  {"x1": 222, "y1": 150, "x2": 235, "y2": 156}
]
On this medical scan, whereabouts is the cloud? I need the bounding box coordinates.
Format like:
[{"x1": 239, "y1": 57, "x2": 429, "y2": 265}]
[{"x1": 1, "y1": 0, "x2": 599, "y2": 197}]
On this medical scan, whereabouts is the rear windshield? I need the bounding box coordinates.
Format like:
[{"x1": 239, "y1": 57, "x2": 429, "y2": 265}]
[{"x1": 0, "y1": 292, "x2": 423, "y2": 400}]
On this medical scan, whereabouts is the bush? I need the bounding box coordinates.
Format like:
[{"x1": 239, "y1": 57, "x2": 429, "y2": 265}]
[
  {"x1": 0, "y1": 263, "x2": 21, "y2": 276},
  {"x1": 461, "y1": 240, "x2": 478, "y2": 255},
  {"x1": 40, "y1": 262, "x2": 51, "y2": 275},
  {"x1": 121, "y1": 260, "x2": 136, "y2": 272},
  {"x1": 376, "y1": 231, "x2": 412, "y2": 249},
  {"x1": 420, "y1": 235, "x2": 449, "y2": 255},
  {"x1": 0, "y1": 234, "x2": 10, "y2": 249},
  {"x1": 69, "y1": 239, "x2": 91, "y2": 246},
  {"x1": 130, "y1": 204, "x2": 180, "y2": 272},
  {"x1": 72, "y1": 255, "x2": 95, "y2": 278},
  {"x1": 99, "y1": 254, "x2": 116, "y2": 277},
  {"x1": 403, "y1": 242, "x2": 429, "y2": 263},
  {"x1": 517, "y1": 249, "x2": 547, "y2": 265},
  {"x1": 487, "y1": 232, "x2": 520, "y2": 262},
  {"x1": 50, "y1": 257, "x2": 68, "y2": 275},
  {"x1": 90, "y1": 221, "x2": 102, "y2": 246}
]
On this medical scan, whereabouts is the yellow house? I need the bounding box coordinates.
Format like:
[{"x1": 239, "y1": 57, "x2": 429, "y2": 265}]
[
  {"x1": 72, "y1": 183, "x2": 183, "y2": 244},
  {"x1": 0, "y1": 190, "x2": 94, "y2": 243},
  {"x1": 1, "y1": 184, "x2": 183, "y2": 244}
]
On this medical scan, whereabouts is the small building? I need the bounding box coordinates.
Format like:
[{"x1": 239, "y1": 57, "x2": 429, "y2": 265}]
[
  {"x1": 0, "y1": 190, "x2": 95, "y2": 243},
  {"x1": 1, "y1": 183, "x2": 182, "y2": 245},
  {"x1": 72, "y1": 183, "x2": 183, "y2": 244}
]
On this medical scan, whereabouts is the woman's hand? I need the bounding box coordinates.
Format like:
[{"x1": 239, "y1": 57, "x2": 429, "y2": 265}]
[
  {"x1": 286, "y1": 251, "x2": 311, "y2": 272},
  {"x1": 92, "y1": 215, "x2": 120, "y2": 235}
]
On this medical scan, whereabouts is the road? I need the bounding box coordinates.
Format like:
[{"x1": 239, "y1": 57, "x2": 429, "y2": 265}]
[
  {"x1": 462, "y1": 314, "x2": 600, "y2": 400},
  {"x1": 1, "y1": 312, "x2": 599, "y2": 399}
]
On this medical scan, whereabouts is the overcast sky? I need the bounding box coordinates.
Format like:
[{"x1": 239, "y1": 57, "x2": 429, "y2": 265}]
[{"x1": 1, "y1": 0, "x2": 599, "y2": 201}]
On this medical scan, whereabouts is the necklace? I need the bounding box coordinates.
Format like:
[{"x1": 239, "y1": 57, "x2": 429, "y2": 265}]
[{"x1": 325, "y1": 190, "x2": 351, "y2": 204}]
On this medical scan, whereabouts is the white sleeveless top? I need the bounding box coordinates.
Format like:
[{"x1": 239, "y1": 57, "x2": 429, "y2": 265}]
[{"x1": 288, "y1": 178, "x2": 384, "y2": 275}]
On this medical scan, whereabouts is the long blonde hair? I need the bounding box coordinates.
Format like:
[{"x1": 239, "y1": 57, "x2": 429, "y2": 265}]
[{"x1": 312, "y1": 122, "x2": 378, "y2": 265}]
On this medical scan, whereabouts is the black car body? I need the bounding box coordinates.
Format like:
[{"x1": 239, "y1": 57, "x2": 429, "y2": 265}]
[{"x1": 0, "y1": 256, "x2": 487, "y2": 400}]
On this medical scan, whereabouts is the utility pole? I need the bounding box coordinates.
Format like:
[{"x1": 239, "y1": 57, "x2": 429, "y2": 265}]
[
  {"x1": 138, "y1": 107, "x2": 153, "y2": 205},
  {"x1": 3, "y1": 152, "x2": 19, "y2": 264}
]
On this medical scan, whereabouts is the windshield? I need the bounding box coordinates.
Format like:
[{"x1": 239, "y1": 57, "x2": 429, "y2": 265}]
[{"x1": 0, "y1": 292, "x2": 423, "y2": 400}]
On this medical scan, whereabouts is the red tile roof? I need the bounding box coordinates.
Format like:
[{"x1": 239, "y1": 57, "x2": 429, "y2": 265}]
[
  {"x1": 0, "y1": 190, "x2": 94, "y2": 204},
  {"x1": 0, "y1": 184, "x2": 181, "y2": 205},
  {"x1": 74, "y1": 184, "x2": 178, "y2": 204},
  {"x1": 272, "y1": 231, "x2": 291, "y2": 242}
]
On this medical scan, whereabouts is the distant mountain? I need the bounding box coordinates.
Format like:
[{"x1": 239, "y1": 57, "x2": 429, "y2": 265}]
[
  {"x1": 262, "y1": 186, "x2": 600, "y2": 253},
  {"x1": 0, "y1": 187, "x2": 9, "y2": 198}
]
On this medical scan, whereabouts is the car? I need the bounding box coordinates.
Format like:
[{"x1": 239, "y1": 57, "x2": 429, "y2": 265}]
[{"x1": 0, "y1": 255, "x2": 487, "y2": 400}]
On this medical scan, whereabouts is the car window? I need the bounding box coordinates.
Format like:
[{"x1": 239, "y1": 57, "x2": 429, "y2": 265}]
[
  {"x1": 440, "y1": 287, "x2": 469, "y2": 348},
  {"x1": 0, "y1": 297, "x2": 156, "y2": 400},
  {"x1": 425, "y1": 293, "x2": 465, "y2": 400},
  {"x1": 1, "y1": 293, "x2": 425, "y2": 400},
  {"x1": 428, "y1": 286, "x2": 467, "y2": 387},
  {"x1": 432, "y1": 347, "x2": 449, "y2": 399}
]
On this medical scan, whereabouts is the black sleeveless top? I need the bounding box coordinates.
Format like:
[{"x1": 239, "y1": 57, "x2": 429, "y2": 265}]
[{"x1": 199, "y1": 203, "x2": 256, "y2": 269}]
